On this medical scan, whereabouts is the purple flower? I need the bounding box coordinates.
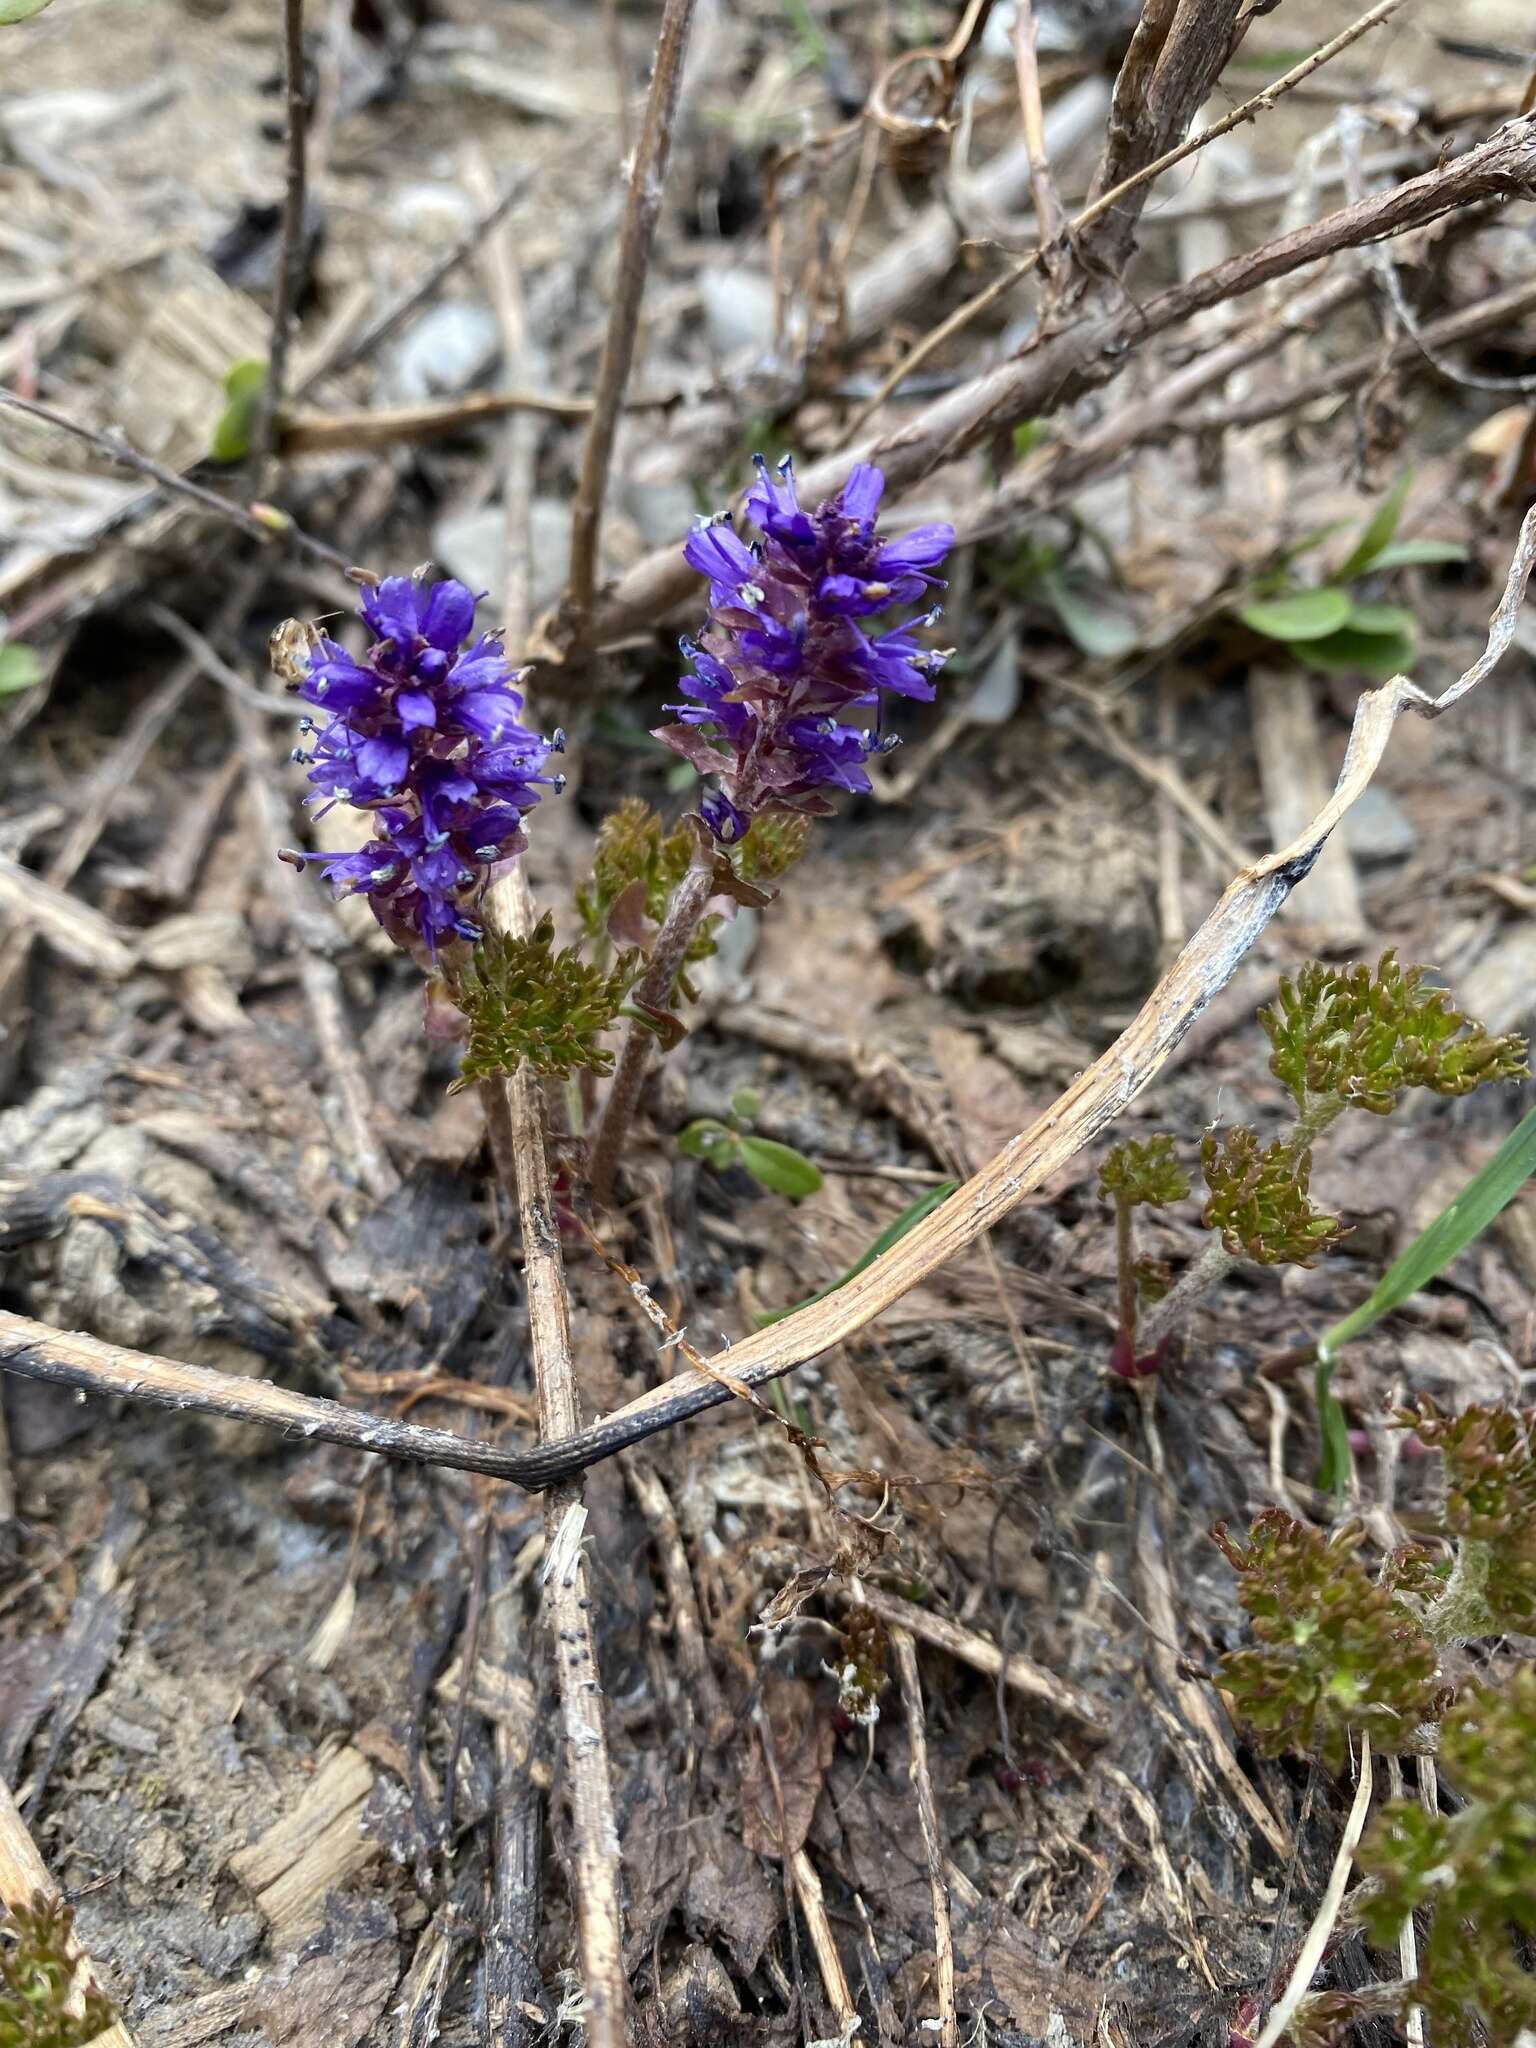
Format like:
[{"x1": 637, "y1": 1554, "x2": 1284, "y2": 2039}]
[
  {"x1": 655, "y1": 457, "x2": 953, "y2": 834},
  {"x1": 282, "y1": 574, "x2": 562, "y2": 954}
]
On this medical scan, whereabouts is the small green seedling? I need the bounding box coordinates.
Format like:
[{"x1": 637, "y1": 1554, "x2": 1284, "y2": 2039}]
[
  {"x1": 677, "y1": 1088, "x2": 823, "y2": 1199},
  {"x1": 0, "y1": 1895, "x2": 116, "y2": 2048},
  {"x1": 0, "y1": 645, "x2": 42, "y2": 698},
  {"x1": 1235, "y1": 473, "x2": 1468, "y2": 678},
  {"x1": 209, "y1": 358, "x2": 269, "y2": 464}
]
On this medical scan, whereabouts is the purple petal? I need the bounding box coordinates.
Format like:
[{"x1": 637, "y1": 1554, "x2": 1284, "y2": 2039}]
[
  {"x1": 396, "y1": 689, "x2": 438, "y2": 730},
  {"x1": 874, "y1": 522, "x2": 954, "y2": 575},
  {"x1": 361, "y1": 577, "x2": 423, "y2": 650},
  {"x1": 837, "y1": 464, "x2": 885, "y2": 526},
  {"x1": 418, "y1": 578, "x2": 477, "y2": 651},
  {"x1": 356, "y1": 732, "x2": 411, "y2": 792}
]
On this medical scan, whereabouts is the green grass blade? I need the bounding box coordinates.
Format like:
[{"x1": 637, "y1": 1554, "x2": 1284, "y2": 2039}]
[
  {"x1": 754, "y1": 1179, "x2": 959, "y2": 1327},
  {"x1": 1319, "y1": 1104, "x2": 1536, "y2": 1361},
  {"x1": 1313, "y1": 1103, "x2": 1536, "y2": 1493}
]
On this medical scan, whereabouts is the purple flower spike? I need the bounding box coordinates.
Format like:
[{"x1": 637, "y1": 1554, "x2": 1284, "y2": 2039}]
[
  {"x1": 656, "y1": 457, "x2": 953, "y2": 836},
  {"x1": 284, "y1": 573, "x2": 561, "y2": 955}
]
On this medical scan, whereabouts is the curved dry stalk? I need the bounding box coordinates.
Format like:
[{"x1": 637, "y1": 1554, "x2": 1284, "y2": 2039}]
[{"x1": 4, "y1": 512, "x2": 1534, "y2": 1494}]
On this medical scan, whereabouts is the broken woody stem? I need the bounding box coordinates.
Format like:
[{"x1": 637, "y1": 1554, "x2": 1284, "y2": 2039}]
[
  {"x1": 586, "y1": 857, "x2": 715, "y2": 1206},
  {"x1": 563, "y1": 0, "x2": 699, "y2": 625}
]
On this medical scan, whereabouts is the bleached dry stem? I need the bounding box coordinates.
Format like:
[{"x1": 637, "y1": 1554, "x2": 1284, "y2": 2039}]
[{"x1": 480, "y1": 863, "x2": 628, "y2": 2048}]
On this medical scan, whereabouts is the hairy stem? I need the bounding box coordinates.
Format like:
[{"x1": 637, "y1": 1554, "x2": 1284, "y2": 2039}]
[
  {"x1": 587, "y1": 860, "x2": 714, "y2": 1206},
  {"x1": 1136, "y1": 1236, "x2": 1237, "y2": 1351},
  {"x1": 1426, "y1": 1537, "x2": 1495, "y2": 1645}
]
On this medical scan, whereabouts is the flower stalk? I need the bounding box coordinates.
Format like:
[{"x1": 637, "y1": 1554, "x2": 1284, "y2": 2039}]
[{"x1": 586, "y1": 855, "x2": 716, "y2": 1207}]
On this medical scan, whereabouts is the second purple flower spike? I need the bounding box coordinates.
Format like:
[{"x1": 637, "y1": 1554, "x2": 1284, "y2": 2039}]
[
  {"x1": 282, "y1": 573, "x2": 563, "y2": 954},
  {"x1": 655, "y1": 458, "x2": 954, "y2": 839}
]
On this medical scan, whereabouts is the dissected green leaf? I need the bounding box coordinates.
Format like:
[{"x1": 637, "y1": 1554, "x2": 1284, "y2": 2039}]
[
  {"x1": 0, "y1": 1894, "x2": 117, "y2": 2048},
  {"x1": 1405, "y1": 1402, "x2": 1536, "y2": 1632},
  {"x1": 1200, "y1": 1127, "x2": 1346, "y2": 1266},
  {"x1": 209, "y1": 357, "x2": 269, "y2": 463},
  {"x1": 1212, "y1": 1509, "x2": 1439, "y2": 1770},
  {"x1": 452, "y1": 914, "x2": 635, "y2": 1083},
  {"x1": 1333, "y1": 469, "x2": 1412, "y2": 581},
  {"x1": 0, "y1": 644, "x2": 43, "y2": 698},
  {"x1": 737, "y1": 1135, "x2": 823, "y2": 1198},
  {"x1": 1098, "y1": 1134, "x2": 1189, "y2": 1210},
  {"x1": 756, "y1": 1180, "x2": 959, "y2": 1327},
  {"x1": 1261, "y1": 951, "x2": 1528, "y2": 1119},
  {"x1": 1238, "y1": 587, "x2": 1353, "y2": 641},
  {"x1": 1359, "y1": 1670, "x2": 1536, "y2": 2043}
]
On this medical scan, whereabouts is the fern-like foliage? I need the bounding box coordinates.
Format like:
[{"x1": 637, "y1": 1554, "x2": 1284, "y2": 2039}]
[
  {"x1": 1098, "y1": 1134, "x2": 1189, "y2": 1210},
  {"x1": 1359, "y1": 1669, "x2": 1536, "y2": 2045},
  {"x1": 453, "y1": 914, "x2": 636, "y2": 1084},
  {"x1": 574, "y1": 799, "x2": 809, "y2": 961},
  {"x1": 575, "y1": 796, "x2": 694, "y2": 942},
  {"x1": 1200, "y1": 1128, "x2": 1347, "y2": 1265},
  {"x1": 1212, "y1": 1510, "x2": 1439, "y2": 1770},
  {"x1": 0, "y1": 1896, "x2": 116, "y2": 2048},
  {"x1": 1260, "y1": 950, "x2": 1527, "y2": 1118},
  {"x1": 1407, "y1": 1402, "x2": 1536, "y2": 1632}
]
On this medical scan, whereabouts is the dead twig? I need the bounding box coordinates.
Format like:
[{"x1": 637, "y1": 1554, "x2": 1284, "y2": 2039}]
[
  {"x1": 1012, "y1": 0, "x2": 1066, "y2": 297},
  {"x1": 839, "y1": 0, "x2": 1417, "y2": 445},
  {"x1": 0, "y1": 389, "x2": 349, "y2": 572},
  {"x1": 252, "y1": 0, "x2": 310, "y2": 473},
  {"x1": 561, "y1": 0, "x2": 698, "y2": 629},
  {"x1": 892, "y1": 1627, "x2": 958, "y2": 2048},
  {"x1": 1193, "y1": 269, "x2": 1536, "y2": 430},
  {"x1": 480, "y1": 862, "x2": 628, "y2": 2048},
  {"x1": 1253, "y1": 1744, "x2": 1375, "y2": 2048},
  {"x1": 584, "y1": 117, "x2": 1536, "y2": 649}
]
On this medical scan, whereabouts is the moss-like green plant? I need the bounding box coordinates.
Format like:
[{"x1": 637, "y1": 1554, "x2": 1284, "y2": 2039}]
[
  {"x1": 1200, "y1": 1129, "x2": 1347, "y2": 1266},
  {"x1": 1260, "y1": 950, "x2": 1528, "y2": 1121},
  {"x1": 0, "y1": 1896, "x2": 116, "y2": 2048},
  {"x1": 1212, "y1": 1510, "x2": 1439, "y2": 1770},
  {"x1": 1358, "y1": 1669, "x2": 1536, "y2": 2044},
  {"x1": 452, "y1": 913, "x2": 637, "y2": 1085},
  {"x1": 1099, "y1": 1134, "x2": 1189, "y2": 1210},
  {"x1": 1405, "y1": 1402, "x2": 1536, "y2": 1635}
]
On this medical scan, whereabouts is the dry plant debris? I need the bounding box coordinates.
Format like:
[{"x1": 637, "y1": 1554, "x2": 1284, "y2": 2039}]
[{"x1": 4, "y1": 0, "x2": 1536, "y2": 2043}]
